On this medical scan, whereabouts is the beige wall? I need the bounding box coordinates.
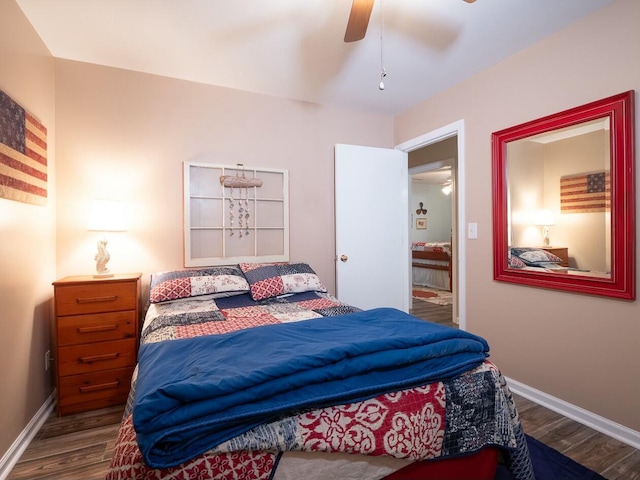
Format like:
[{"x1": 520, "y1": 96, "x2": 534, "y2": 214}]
[
  {"x1": 0, "y1": 0, "x2": 56, "y2": 461},
  {"x1": 54, "y1": 61, "x2": 393, "y2": 298},
  {"x1": 395, "y1": 0, "x2": 640, "y2": 431}
]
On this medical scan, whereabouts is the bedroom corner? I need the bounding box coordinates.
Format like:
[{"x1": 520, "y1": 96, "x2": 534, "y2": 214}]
[{"x1": 0, "y1": 0, "x2": 56, "y2": 475}]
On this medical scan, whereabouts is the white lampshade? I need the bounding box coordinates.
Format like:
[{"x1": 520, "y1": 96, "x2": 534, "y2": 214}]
[
  {"x1": 534, "y1": 209, "x2": 554, "y2": 226},
  {"x1": 87, "y1": 200, "x2": 126, "y2": 232},
  {"x1": 86, "y1": 199, "x2": 126, "y2": 277}
]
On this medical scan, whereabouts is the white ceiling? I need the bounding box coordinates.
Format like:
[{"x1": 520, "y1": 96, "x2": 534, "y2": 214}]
[{"x1": 16, "y1": 0, "x2": 613, "y2": 116}]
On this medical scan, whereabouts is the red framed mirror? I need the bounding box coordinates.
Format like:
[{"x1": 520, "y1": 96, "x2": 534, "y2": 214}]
[{"x1": 492, "y1": 91, "x2": 635, "y2": 299}]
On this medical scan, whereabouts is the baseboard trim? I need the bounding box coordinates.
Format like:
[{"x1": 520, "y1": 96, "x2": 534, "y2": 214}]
[
  {"x1": 506, "y1": 376, "x2": 640, "y2": 450},
  {"x1": 2, "y1": 382, "x2": 639, "y2": 477},
  {"x1": 0, "y1": 391, "x2": 56, "y2": 480}
]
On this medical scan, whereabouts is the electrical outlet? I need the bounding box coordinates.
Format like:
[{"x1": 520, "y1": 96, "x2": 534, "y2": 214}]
[{"x1": 45, "y1": 350, "x2": 50, "y2": 371}]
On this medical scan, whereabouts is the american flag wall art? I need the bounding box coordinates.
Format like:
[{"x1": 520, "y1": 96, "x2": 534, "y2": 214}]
[
  {"x1": 560, "y1": 171, "x2": 610, "y2": 214},
  {"x1": 0, "y1": 89, "x2": 48, "y2": 206}
]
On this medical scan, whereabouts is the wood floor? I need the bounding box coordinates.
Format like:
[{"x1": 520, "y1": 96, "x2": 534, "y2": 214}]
[
  {"x1": 7, "y1": 297, "x2": 640, "y2": 480},
  {"x1": 410, "y1": 296, "x2": 455, "y2": 327}
]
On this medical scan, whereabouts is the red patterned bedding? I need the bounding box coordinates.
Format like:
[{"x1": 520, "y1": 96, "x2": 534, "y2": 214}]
[
  {"x1": 411, "y1": 241, "x2": 451, "y2": 255},
  {"x1": 107, "y1": 266, "x2": 533, "y2": 480}
]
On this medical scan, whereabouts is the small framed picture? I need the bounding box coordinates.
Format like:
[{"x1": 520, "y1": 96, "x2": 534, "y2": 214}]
[{"x1": 416, "y1": 218, "x2": 427, "y2": 229}]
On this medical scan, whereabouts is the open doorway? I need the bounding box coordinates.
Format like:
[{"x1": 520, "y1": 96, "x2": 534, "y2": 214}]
[
  {"x1": 408, "y1": 137, "x2": 457, "y2": 327},
  {"x1": 396, "y1": 120, "x2": 465, "y2": 329}
]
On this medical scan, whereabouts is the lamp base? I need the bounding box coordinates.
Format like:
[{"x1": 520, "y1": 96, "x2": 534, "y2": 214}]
[
  {"x1": 94, "y1": 238, "x2": 112, "y2": 278},
  {"x1": 93, "y1": 272, "x2": 114, "y2": 278},
  {"x1": 542, "y1": 226, "x2": 550, "y2": 246}
]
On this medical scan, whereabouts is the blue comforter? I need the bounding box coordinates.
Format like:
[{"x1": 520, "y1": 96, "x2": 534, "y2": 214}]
[{"x1": 133, "y1": 307, "x2": 490, "y2": 468}]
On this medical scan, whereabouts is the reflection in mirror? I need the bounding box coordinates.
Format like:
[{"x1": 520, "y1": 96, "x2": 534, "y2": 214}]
[
  {"x1": 507, "y1": 118, "x2": 611, "y2": 278},
  {"x1": 492, "y1": 91, "x2": 635, "y2": 300}
]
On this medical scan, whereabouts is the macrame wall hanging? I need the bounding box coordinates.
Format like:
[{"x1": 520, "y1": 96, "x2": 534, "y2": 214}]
[{"x1": 220, "y1": 164, "x2": 263, "y2": 238}]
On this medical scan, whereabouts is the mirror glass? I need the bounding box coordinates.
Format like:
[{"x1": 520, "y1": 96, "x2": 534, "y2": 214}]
[
  {"x1": 507, "y1": 118, "x2": 611, "y2": 277},
  {"x1": 492, "y1": 91, "x2": 635, "y2": 300}
]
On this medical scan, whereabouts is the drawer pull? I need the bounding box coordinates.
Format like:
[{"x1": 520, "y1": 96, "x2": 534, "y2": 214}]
[
  {"x1": 76, "y1": 295, "x2": 119, "y2": 304},
  {"x1": 78, "y1": 352, "x2": 120, "y2": 364},
  {"x1": 79, "y1": 380, "x2": 120, "y2": 393},
  {"x1": 77, "y1": 324, "x2": 119, "y2": 334}
]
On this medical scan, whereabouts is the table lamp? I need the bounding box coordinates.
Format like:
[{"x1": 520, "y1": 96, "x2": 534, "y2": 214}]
[
  {"x1": 534, "y1": 209, "x2": 555, "y2": 247},
  {"x1": 86, "y1": 199, "x2": 126, "y2": 277}
]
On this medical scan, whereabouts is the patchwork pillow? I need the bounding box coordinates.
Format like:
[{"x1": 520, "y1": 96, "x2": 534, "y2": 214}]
[
  {"x1": 149, "y1": 266, "x2": 250, "y2": 304},
  {"x1": 239, "y1": 262, "x2": 327, "y2": 301},
  {"x1": 509, "y1": 247, "x2": 563, "y2": 266},
  {"x1": 508, "y1": 255, "x2": 527, "y2": 268}
]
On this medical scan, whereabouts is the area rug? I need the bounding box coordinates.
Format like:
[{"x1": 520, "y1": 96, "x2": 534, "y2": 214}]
[
  {"x1": 412, "y1": 286, "x2": 453, "y2": 305},
  {"x1": 495, "y1": 434, "x2": 607, "y2": 480}
]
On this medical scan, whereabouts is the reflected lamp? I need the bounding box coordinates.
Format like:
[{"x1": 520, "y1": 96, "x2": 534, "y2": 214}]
[{"x1": 534, "y1": 209, "x2": 554, "y2": 247}]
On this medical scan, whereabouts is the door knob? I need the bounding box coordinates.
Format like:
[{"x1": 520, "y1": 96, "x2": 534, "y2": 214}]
[{"x1": 340, "y1": 254, "x2": 348, "y2": 262}]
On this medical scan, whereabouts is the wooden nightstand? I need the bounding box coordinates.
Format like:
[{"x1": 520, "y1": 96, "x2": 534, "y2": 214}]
[
  {"x1": 52, "y1": 273, "x2": 142, "y2": 416},
  {"x1": 540, "y1": 247, "x2": 569, "y2": 267}
]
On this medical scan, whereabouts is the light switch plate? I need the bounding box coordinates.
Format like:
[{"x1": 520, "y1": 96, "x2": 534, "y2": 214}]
[{"x1": 468, "y1": 222, "x2": 478, "y2": 239}]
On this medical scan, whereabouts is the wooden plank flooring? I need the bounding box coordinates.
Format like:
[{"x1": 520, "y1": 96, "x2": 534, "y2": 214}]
[
  {"x1": 7, "y1": 406, "x2": 124, "y2": 480},
  {"x1": 410, "y1": 296, "x2": 455, "y2": 327},
  {"x1": 7, "y1": 298, "x2": 639, "y2": 480}
]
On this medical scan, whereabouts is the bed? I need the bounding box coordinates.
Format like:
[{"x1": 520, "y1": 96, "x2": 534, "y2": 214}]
[
  {"x1": 107, "y1": 263, "x2": 533, "y2": 480},
  {"x1": 412, "y1": 242, "x2": 452, "y2": 291},
  {"x1": 507, "y1": 247, "x2": 565, "y2": 271},
  {"x1": 508, "y1": 247, "x2": 610, "y2": 278}
]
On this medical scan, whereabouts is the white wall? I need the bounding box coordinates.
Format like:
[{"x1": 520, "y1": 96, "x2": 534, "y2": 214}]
[{"x1": 410, "y1": 182, "x2": 452, "y2": 243}]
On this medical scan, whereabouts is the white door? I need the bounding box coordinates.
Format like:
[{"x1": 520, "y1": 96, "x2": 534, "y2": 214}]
[{"x1": 335, "y1": 144, "x2": 409, "y2": 311}]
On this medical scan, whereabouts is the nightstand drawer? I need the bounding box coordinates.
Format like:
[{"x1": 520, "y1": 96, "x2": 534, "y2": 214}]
[
  {"x1": 53, "y1": 273, "x2": 141, "y2": 416},
  {"x1": 58, "y1": 338, "x2": 136, "y2": 376},
  {"x1": 55, "y1": 281, "x2": 137, "y2": 316},
  {"x1": 58, "y1": 366, "x2": 134, "y2": 409},
  {"x1": 57, "y1": 311, "x2": 136, "y2": 346}
]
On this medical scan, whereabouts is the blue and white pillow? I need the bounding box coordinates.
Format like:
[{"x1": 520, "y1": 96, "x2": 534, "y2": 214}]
[
  {"x1": 239, "y1": 262, "x2": 327, "y2": 301},
  {"x1": 149, "y1": 267, "x2": 250, "y2": 304},
  {"x1": 509, "y1": 247, "x2": 563, "y2": 266}
]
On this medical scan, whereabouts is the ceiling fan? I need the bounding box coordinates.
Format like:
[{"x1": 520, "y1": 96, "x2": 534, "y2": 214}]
[{"x1": 344, "y1": 0, "x2": 476, "y2": 42}]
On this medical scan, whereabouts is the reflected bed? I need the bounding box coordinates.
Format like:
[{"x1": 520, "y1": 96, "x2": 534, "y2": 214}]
[{"x1": 412, "y1": 242, "x2": 452, "y2": 291}]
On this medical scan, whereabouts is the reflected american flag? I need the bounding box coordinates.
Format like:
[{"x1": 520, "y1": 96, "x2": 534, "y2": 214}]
[{"x1": 560, "y1": 171, "x2": 610, "y2": 213}]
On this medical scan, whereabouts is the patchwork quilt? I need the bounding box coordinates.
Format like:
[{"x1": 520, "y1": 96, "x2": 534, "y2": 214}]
[
  {"x1": 411, "y1": 242, "x2": 452, "y2": 256},
  {"x1": 107, "y1": 288, "x2": 533, "y2": 480}
]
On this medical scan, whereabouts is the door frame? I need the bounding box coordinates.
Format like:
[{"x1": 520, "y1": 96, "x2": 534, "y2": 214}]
[{"x1": 396, "y1": 120, "x2": 466, "y2": 330}]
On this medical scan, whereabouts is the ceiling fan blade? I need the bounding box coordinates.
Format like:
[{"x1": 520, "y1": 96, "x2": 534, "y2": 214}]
[
  {"x1": 463, "y1": 0, "x2": 477, "y2": 3},
  {"x1": 344, "y1": 0, "x2": 375, "y2": 43}
]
